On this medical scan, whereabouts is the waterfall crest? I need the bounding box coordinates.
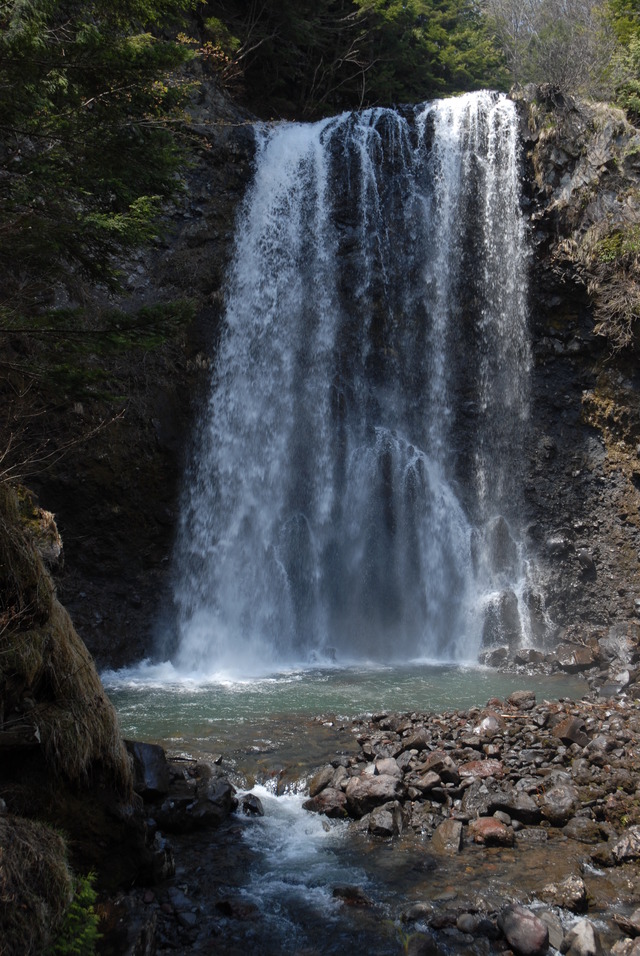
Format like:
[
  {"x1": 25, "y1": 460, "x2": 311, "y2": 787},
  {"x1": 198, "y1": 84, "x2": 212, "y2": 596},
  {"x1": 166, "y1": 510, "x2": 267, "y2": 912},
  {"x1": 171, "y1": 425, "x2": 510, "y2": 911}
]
[{"x1": 171, "y1": 91, "x2": 531, "y2": 676}]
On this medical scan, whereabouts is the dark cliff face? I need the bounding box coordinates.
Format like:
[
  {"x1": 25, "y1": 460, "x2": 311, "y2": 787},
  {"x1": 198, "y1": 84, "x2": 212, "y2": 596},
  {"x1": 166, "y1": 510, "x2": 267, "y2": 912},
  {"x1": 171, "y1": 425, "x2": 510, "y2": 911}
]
[
  {"x1": 25, "y1": 85, "x2": 257, "y2": 669},
  {"x1": 23, "y1": 82, "x2": 640, "y2": 668},
  {"x1": 515, "y1": 85, "x2": 640, "y2": 646}
]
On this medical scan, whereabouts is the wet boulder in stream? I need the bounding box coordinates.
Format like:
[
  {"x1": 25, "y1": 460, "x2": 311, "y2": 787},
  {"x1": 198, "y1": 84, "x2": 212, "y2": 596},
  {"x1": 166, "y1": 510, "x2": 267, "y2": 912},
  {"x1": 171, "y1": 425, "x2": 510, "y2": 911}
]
[{"x1": 345, "y1": 773, "x2": 405, "y2": 818}]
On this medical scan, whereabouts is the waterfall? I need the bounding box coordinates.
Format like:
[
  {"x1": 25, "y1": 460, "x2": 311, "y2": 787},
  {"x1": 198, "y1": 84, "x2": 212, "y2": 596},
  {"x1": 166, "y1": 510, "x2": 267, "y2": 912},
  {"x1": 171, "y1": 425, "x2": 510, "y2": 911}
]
[{"x1": 171, "y1": 91, "x2": 531, "y2": 676}]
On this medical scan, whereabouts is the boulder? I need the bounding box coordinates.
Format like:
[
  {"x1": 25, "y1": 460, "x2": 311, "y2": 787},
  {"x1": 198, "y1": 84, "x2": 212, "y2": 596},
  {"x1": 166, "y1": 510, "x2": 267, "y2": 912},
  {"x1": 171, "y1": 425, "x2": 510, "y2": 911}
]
[
  {"x1": 125, "y1": 741, "x2": 171, "y2": 800},
  {"x1": 468, "y1": 817, "x2": 514, "y2": 847},
  {"x1": 563, "y1": 817, "x2": 603, "y2": 844},
  {"x1": 242, "y1": 793, "x2": 265, "y2": 816},
  {"x1": 302, "y1": 787, "x2": 348, "y2": 819},
  {"x1": 553, "y1": 644, "x2": 597, "y2": 674},
  {"x1": 564, "y1": 918, "x2": 603, "y2": 956},
  {"x1": 551, "y1": 715, "x2": 590, "y2": 748},
  {"x1": 308, "y1": 765, "x2": 335, "y2": 797},
  {"x1": 612, "y1": 826, "x2": 640, "y2": 863},
  {"x1": 498, "y1": 904, "x2": 549, "y2": 955},
  {"x1": 375, "y1": 756, "x2": 403, "y2": 779},
  {"x1": 540, "y1": 875, "x2": 587, "y2": 912},
  {"x1": 507, "y1": 690, "x2": 536, "y2": 710},
  {"x1": 345, "y1": 773, "x2": 404, "y2": 818},
  {"x1": 431, "y1": 819, "x2": 462, "y2": 855},
  {"x1": 368, "y1": 801, "x2": 404, "y2": 837},
  {"x1": 540, "y1": 784, "x2": 580, "y2": 826}
]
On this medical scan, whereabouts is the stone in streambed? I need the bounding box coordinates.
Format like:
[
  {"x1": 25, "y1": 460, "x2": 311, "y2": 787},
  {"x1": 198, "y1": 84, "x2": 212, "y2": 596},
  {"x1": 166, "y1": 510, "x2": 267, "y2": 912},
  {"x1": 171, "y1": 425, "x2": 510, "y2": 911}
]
[
  {"x1": 375, "y1": 756, "x2": 403, "y2": 778},
  {"x1": 564, "y1": 918, "x2": 603, "y2": 956},
  {"x1": 613, "y1": 907, "x2": 640, "y2": 938},
  {"x1": 540, "y1": 784, "x2": 580, "y2": 826},
  {"x1": 368, "y1": 800, "x2": 404, "y2": 837},
  {"x1": 302, "y1": 787, "x2": 348, "y2": 818},
  {"x1": 611, "y1": 940, "x2": 640, "y2": 955},
  {"x1": 308, "y1": 765, "x2": 335, "y2": 797},
  {"x1": 468, "y1": 817, "x2": 514, "y2": 847},
  {"x1": 431, "y1": 818, "x2": 462, "y2": 854},
  {"x1": 498, "y1": 904, "x2": 549, "y2": 955},
  {"x1": 126, "y1": 740, "x2": 171, "y2": 799},
  {"x1": 242, "y1": 793, "x2": 264, "y2": 816},
  {"x1": 612, "y1": 826, "x2": 640, "y2": 863},
  {"x1": 540, "y1": 874, "x2": 587, "y2": 912},
  {"x1": 563, "y1": 817, "x2": 602, "y2": 843},
  {"x1": 345, "y1": 773, "x2": 404, "y2": 818}
]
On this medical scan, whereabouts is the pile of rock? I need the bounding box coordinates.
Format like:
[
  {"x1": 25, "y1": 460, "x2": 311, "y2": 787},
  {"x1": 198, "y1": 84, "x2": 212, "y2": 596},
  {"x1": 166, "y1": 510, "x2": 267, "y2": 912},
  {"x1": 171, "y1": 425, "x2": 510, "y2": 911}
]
[
  {"x1": 303, "y1": 690, "x2": 640, "y2": 954},
  {"x1": 481, "y1": 622, "x2": 640, "y2": 699}
]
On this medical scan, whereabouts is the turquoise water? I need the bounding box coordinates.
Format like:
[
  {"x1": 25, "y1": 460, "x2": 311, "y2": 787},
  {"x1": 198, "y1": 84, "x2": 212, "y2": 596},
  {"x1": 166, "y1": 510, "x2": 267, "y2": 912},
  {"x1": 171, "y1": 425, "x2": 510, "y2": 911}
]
[{"x1": 104, "y1": 662, "x2": 587, "y2": 756}]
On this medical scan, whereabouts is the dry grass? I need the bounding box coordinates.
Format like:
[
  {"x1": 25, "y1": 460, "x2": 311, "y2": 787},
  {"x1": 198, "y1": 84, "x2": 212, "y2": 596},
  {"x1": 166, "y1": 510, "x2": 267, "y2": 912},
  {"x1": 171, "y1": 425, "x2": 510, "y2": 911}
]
[
  {"x1": 0, "y1": 815, "x2": 73, "y2": 956},
  {"x1": 0, "y1": 481, "x2": 132, "y2": 795}
]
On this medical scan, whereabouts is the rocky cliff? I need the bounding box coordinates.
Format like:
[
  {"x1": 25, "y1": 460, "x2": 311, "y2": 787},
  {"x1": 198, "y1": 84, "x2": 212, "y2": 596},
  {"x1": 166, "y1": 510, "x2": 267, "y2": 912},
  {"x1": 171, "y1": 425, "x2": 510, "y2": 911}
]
[{"x1": 514, "y1": 85, "x2": 640, "y2": 660}]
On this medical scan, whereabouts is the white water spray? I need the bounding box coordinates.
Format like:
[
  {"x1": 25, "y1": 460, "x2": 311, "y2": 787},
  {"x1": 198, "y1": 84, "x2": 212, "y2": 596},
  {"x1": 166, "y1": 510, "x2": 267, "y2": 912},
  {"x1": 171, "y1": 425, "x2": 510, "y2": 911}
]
[{"x1": 171, "y1": 92, "x2": 532, "y2": 676}]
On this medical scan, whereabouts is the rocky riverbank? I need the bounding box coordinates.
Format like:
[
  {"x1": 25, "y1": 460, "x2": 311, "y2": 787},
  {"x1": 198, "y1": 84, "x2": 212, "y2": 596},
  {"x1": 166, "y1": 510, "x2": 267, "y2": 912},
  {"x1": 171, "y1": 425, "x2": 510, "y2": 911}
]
[{"x1": 113, "y1": 688, "x2": 640, "y2": 956}]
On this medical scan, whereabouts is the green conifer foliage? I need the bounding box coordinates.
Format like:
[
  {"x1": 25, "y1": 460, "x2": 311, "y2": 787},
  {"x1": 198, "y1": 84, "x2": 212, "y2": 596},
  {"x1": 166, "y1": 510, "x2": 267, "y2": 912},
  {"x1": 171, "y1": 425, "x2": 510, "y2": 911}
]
[{"x1": 0, "y1": 0, "x2": 194, "y2": 304}]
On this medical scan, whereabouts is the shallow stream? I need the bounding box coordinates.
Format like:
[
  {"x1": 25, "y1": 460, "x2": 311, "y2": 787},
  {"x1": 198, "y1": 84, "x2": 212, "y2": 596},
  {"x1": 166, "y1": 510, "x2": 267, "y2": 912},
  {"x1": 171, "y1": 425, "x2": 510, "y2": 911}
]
[{"x1": 103, "y1": 664, "x2": 615, "y2": 955}]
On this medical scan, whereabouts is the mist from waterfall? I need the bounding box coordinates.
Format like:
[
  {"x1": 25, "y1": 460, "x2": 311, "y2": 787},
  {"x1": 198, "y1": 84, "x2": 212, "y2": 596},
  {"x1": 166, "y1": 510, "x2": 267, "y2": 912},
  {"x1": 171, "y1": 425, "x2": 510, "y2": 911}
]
[{"x1": 170, "y1": 91, "x2": 531, "y2": 677}]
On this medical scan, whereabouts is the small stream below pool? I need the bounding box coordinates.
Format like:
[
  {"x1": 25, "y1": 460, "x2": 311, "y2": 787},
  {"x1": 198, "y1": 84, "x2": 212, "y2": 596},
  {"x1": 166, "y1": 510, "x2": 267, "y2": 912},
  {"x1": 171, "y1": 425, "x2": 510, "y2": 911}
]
[{"x1": 101, "y1": 664, "x2": 618, "y2": 956}]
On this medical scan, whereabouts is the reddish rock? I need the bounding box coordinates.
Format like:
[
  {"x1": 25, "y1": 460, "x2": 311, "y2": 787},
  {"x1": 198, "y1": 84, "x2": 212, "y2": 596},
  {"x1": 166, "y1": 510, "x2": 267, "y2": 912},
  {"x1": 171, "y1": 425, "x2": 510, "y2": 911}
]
[
  {"x1": 459, "y1": 759, "x2": 504, "y2": 779},
  {"x1": 468, "y1": 817, "x2": 514, "y2": 847},
  {"x1": 498, "y1": 904, "x2": 549, "y2": 955},
  {"x1": 552, "y1": 715, "x2": 590, "y2": 748}
]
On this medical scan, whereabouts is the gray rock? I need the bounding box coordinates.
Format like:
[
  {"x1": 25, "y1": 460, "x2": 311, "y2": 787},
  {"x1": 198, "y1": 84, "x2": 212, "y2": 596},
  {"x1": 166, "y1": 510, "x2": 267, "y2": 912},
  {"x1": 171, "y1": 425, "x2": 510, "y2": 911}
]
[
  {"x1": 308, "y1": 765, "x2": 335, "y2": 797},
  {"x1": 540, "y1": 784, "x2": 580, "y2": 826},
  {"x1": 242, "y1": 793, "x2": 264, "y2": 816},
  {"x1": 538, "y1": 910, "x2": 565, "y2": 951},
  {"x1": 375, "y1": 756, "x2": 403, "y2": 779},
  {"x1": 564, "y1": 918, "x2": 603, "y2": 956},
  {"x1": 507, "y1": 690, "x2": 536, "y2": 710},
  {"x1": 125, "y1": 740, "x2": 171, "y2": 799},
  {"x1": 368, "y1": 801, "x2": 404, "y2": 837},
  {"x1": 498, "y1": 904, "x2": 549, "y2": 955},
  {"x1": 612, "y1": 826, "x2": 640, "y2": 863},
  {"x1": 345, "y1": 773, "x2": 404, "y2": 818},
  {"x1": 302, "y1": 787, "x2": 348, "y2": 818},
  {"x1": 431, "y1": 818, "x2": 462, "y2": 854},
  {"x1": 563, "y1": 817, "x2": 602, "y2": 844},
  {"x1": 540, "y1": 874, "x2": 587, "y2": 912},
  {"x1": 611, "y1": 940, "x2": 640, "y2": 955}
]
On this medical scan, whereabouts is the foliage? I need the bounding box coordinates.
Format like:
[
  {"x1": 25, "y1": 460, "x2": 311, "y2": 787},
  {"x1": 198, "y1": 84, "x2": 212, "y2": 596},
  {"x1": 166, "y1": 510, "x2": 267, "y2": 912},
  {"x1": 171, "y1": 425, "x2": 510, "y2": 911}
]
[
  {"x1": 198, "y1": 0, "x2": 506, "y2": 118},
  {"x1": 0, "y1": 0, "x2": 195, "y2": 307},
  {"x1": 482, "y1": 0, "x2": 615, "y2": 96},
  {"x1": 609, "y1": 0, "x2": 640, "y2": 126},
  {"x1": 50, "y1": 872, "x2": 101, "y2": 956}
]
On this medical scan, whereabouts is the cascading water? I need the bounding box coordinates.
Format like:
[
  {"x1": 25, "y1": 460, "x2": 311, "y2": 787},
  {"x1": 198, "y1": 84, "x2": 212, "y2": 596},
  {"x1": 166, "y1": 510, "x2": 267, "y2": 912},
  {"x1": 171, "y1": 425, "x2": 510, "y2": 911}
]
[{"x1": 171, "y1": 91, "x2": 532, "y2": 676}]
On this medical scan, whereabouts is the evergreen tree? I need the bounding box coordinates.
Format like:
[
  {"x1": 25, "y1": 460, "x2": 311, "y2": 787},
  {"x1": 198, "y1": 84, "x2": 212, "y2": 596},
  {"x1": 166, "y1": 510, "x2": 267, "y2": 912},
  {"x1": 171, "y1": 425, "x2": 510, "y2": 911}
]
[{"x1": 0, "y1": 0, "x2": 194, "y2": 306}]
